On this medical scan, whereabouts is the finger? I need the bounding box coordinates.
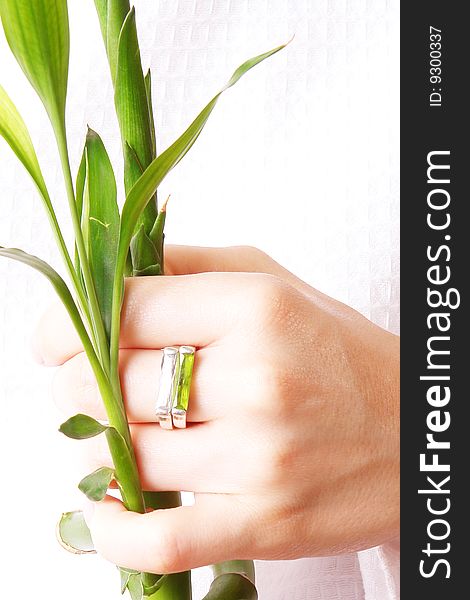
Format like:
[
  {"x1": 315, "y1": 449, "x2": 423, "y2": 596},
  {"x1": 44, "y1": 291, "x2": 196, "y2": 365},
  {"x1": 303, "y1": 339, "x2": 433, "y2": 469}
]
[
  {"x1": 80, "y1": 421, "x2": 256, "y2": 494},
  {"x1": 88, "y1": 494, "x2": 254, "y2": 574},
  {"x1": 33, "y1": 271, "x2": 264, "y2": 365},
  {"x1": 53, "y1": 346, "x2": 249, "y2": 423},
  {"x1": 166, "y1": 244, "x2": 311, "y2": 294}
]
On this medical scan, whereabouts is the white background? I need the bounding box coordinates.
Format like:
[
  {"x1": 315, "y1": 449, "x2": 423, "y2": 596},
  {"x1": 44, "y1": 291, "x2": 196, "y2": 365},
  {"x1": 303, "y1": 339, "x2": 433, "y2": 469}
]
[{"x1": 0, "y1": 1, "x2": 399, "y2": 598}]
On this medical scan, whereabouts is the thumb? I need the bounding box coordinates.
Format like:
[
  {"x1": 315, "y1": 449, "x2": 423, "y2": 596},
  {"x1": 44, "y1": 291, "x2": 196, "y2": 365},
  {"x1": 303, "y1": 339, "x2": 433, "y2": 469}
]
[{"x1": 88, "y1": 494, "x2": 253, "y2": 574}]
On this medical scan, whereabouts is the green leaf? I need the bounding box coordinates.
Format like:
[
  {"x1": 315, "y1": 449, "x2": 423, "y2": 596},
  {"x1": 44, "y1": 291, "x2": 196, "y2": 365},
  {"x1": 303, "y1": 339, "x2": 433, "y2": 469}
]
[
  {"x1": 0, "y1": 87, "x2": 88, "y2": 316},
  {"x1": 115, "y1": 42, "x2": 288, "y2": 284},
  {"x1": 106, "y1": 0, "x2": 130, "y2": 85},
  {"x1": 93, "y1": 0, "x2": 109, "y2": 51},
  {"x1": 125, "y1": 144, "x2": 160, "y2": 273},
  {"x1": 148, "y1": 202, "x2": 167, "y2": 272},
  {"x1": 59, "y1": 413, "x2": 108, "y2": 440},
  {"x1": 202, "y1": 573, "x2": 258, "y2": 600},
  {"x1": 74, "y1": 145, "x2": 87, "y2": 276},
  {"x1": 0, "y1": 246, "x2": 99, "y2": 372},
  {"x1": 0, "y1": 0, "x2": 70, "y2": 127},
  {"x1": 0, "y1": 246, "x2": 75, "y2": 314},
  {"x1": 115, "y1": 7, "x2": 153, "y2": 176},
  {"x1": 130, "y1": 225, "x2": 161, "y2": 277},
  {"x1": 56, "y1": 510, "x2": 95, "y2": 555},
  {"x1": 126, "y1": 573, "x2": 144, "y2": 600},
  {"x1": 116, "y1": 6, "x2": 156, "y2": 235},
  {"x1": 119, "y1": 567, "x2": 140, "y2": 595},
  {"x1": 0, "y1": 85, "x2": 49, "y2": 200},
  {"x1": 76, "y1": 145, "x2": 87, "y2": 227},
  {"x1": 78, "y1": 466, "x2": 115, "y2": 501},
  {"x1": 144, "y1": 69, "x2": 156, "y2": 160},
  {"x1": 120, "y1": 568, "x2": 131, "y2": 595},
  {"x1": 83, "y1": 128, "x2": 120, "y2": 338},
  {"x1": 105, "y1": 427, "x2": 141, "y2": 508},
  {"x1": 123, "y1": 141, "x2": 147, "y2": 208}
]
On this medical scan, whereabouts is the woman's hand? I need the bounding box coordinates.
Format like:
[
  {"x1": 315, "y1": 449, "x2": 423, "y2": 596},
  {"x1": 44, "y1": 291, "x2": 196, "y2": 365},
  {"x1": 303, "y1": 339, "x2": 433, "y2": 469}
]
[{"x1": 33, "y1": 245, "x2": 399, "y2": 575}]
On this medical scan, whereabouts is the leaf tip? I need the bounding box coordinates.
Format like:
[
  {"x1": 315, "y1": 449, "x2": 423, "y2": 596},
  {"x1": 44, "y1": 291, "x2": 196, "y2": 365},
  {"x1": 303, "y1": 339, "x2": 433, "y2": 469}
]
[
  {"x1": 160, "y1": 194, "x2": 170, "y2": 213},
  {"x1": 86, "y1": 126, "x2": 99, "y2": 142}
]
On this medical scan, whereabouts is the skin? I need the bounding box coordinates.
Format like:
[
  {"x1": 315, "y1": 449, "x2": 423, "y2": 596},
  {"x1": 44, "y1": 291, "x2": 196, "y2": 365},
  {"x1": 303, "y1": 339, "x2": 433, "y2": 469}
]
[{"x1": 33, "y1": 245, "x2": 399, "y2": 575}]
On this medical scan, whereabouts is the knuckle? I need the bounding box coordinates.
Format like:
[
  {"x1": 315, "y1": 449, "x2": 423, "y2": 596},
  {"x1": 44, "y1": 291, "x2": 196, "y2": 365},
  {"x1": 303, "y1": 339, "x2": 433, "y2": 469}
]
[
  {"x1": 249, "y1": 361, "x2": 295, "y2": 419},
  {"x1": 256, "y1": 431, "x2": 299, "y2": 488},
  {"x1": 270, "y1": 439, "x2": 298, "y2": 482},
  {"x1": 235, "y1": 245, "x2": 267, "y2": 263},
  {"x1": 150, "y1": 526, "x2": 184, "y2": 574},
  {"x1": 247, "y1": 273, "x2": 291, "y2": 326}
]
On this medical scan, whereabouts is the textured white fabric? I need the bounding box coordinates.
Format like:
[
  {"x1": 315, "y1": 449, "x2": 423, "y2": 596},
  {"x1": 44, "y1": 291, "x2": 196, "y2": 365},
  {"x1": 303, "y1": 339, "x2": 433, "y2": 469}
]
[
  {"x1": 358, "y1": 539, "x2": 400, "y2": 600},
  {"x1": 0, "y1": 0, "x2": 399, "y2": 598}
]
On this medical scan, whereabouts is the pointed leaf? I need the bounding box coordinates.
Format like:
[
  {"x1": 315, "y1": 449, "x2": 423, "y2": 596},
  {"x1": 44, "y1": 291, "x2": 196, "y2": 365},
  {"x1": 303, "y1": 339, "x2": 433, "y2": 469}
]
[
  {"x1": 83, "y1": 128, "x2": 119, "y2": 338},
  {"x1": 120, "y1": 568, "x2": 130, "y2": 595},
  {"x1": 0, "y1": 0, "x2": 70, "y2": 126},
  {"x1": 0, "y1": 85, "x2": 48, "y2": 199},
  {"x1": 115, "y1": 42, "x2": 288, "y2": 282},
  {"x1": 0, "y1": 88, "x2": 82, "y2": 294},
  {"x1": 119, "y1": 567, "x2": 140, "y2": 595},
  {"x1": 78, "y1": 466, "x2": 115, "y2": 501},
  {"x1": 130, "y1": 225, "x2": 161, "y2": 277},
  {"x1": 202, "y1": 573, "x2": 258, "y2": 600},
  {"x1": 116, "y1": 7, "x2": 153, "y2": 178},
  {"x1": 56, "y1": 510, "x2": 95, "y2": 554},
  {"x1": 126, "y1": 573, "x2": 144, "y2": 600},
  {"x1": 124, "y1": 143, "x2": 159, "y2": 274},
  {"x1": 116, "y1": 7, "x2": 157, "y2": 236},
  {"x1": 59, "y1": 414, "x2": 107, "y2": 440},
  {"x1": 148, "y1": 202, "x2": 167, "y2": 272},
  {"x1": 0, "y1": 246, "x2": 75, "y2": 314},
  {"x1": 0, "y1": 246, "x2": 96, "y2": 361}
]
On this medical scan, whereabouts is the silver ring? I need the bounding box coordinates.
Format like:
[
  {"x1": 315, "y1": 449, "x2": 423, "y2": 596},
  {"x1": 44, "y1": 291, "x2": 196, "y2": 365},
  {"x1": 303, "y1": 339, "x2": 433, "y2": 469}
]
[
  {"x1": 156, "y1": 346, "x2": 196, "y2": 429},
  {"x1": 156, "y1": 346, "x2": 179, "y2": 429}
]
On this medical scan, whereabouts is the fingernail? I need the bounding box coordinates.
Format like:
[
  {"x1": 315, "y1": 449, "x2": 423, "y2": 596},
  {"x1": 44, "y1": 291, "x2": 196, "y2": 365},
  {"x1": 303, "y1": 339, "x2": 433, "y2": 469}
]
[{"x1": 82, "y1": 499, "x2": 95, "y2": 527}]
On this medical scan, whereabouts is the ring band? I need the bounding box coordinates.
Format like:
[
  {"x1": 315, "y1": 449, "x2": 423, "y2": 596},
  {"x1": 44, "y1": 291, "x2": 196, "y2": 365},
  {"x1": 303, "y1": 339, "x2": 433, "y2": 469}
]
[
  {"x1": 156, "y1": 345, "x2": 195, "y2": 429},
  {"x1": 156, "y1": 346, "x2": 179, "y2": 430},
  {"x1": 172, "y1": 345, "x2": 195, "y2": 429}
]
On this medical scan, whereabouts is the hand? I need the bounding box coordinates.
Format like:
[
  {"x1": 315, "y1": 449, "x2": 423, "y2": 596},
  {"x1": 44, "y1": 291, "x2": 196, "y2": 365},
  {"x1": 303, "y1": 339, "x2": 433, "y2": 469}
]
[{"x1": 33, "y1": 245, "x2": 399, "y2": 574}]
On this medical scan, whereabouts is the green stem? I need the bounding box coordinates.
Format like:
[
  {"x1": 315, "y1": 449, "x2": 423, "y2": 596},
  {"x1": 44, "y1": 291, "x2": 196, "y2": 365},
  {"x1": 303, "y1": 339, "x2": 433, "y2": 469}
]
[
  {"x1": 148, "y1": 572, "x2": 192, "y2": 600},
  {"x1": 52, "y1": 113, "x2": 146, "y2": 515},
  {"x1": 212, "y1": 561, "x2": 255, "y2": 584},
  {"x1": 110, "y1": 252, "x2": 126, "y2": 385},
  {"x1": 34, "y1": 179, "x2": 95, "y2": 350},
  {"x1": 68, "y1": 296, "x2": 143, "y2": 512},
  {"x1": 54, "y1": 121, "x2": 110, "y2": 375}
]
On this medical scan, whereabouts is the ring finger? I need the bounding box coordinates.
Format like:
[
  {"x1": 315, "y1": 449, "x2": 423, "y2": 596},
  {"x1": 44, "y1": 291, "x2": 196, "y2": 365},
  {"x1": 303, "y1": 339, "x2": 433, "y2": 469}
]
[{"x1": 53, "y1": 347, "x2": 253, "y2": 424}]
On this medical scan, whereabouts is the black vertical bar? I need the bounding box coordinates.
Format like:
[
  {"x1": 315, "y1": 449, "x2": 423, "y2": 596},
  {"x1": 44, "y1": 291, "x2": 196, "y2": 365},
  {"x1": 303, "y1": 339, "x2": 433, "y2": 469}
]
[{"x1": 401, "y1": 2, "x2": 467, "y2": 598}]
